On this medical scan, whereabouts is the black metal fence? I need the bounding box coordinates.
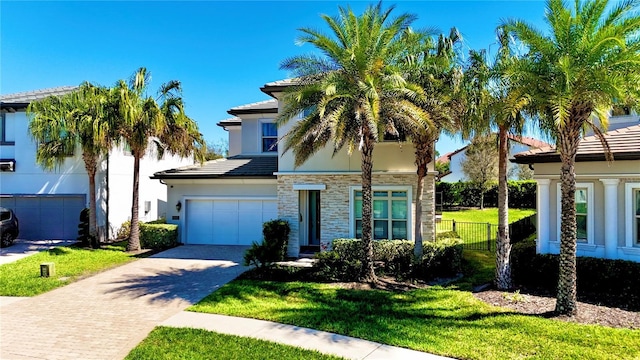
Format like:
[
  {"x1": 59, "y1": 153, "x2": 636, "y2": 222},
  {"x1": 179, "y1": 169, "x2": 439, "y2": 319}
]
[{"x1": 436, "y1": 214, "x2": 536, "y2": 251}]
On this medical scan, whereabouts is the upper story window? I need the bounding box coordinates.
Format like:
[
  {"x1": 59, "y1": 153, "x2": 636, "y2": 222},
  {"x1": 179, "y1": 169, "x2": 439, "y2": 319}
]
[
  {"x1": 611, "y1": 105, "x2": 632, "y2": 116},
  {"x1": 1, "y1": 113, "x2": 15, "y2": 145},
  {"x1": 261, "y1": 122, "x2": 277, "y2": 153}
]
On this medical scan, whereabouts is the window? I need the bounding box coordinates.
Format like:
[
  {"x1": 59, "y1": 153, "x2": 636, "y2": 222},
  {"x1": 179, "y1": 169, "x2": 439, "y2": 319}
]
[
  {"x1": 0, "y1": 210, "x2": 10, "y2": 221},
  {"x1": 354, "y1": 189, "x2": 408, "y2": 240},
  {"x1": 625, "y1": 183, "x2": 640, "y2": 248},
  {"x1": 635, "y1": 190, "x2": 640, "y2": 245},
  {"x1": 556, "y1": 182, "x2": 594, "y2": 245},
  {"x1": 575, "y1": 188, "x2": 588, "y2": 242},
  {"x1": 1, "y1": 113, "x2": 14, "y2": 145},
  {"x1": 261, "y1": 122, "x2": 277, "y2": 153}
]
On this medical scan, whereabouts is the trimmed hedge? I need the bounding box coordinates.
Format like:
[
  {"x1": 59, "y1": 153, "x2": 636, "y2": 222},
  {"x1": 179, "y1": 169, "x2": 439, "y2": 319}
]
[
  {"x1": 437, "y1": 180, "x2": 536, "y2": 209},
  {"x1": 139, "y1": 223, "x2": 178, "y2": 249},
  {"x1": 314, "y1": 238, "x2": 463, "y2": 281},
  {"x1": 511, "y1": 240, "x2": 640, "y2": 310}
]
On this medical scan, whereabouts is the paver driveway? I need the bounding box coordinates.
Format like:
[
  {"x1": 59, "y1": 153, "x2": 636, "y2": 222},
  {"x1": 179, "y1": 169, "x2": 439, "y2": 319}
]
[{"x1": 0, "y1": 245, "x2": 248, "y2": 360}]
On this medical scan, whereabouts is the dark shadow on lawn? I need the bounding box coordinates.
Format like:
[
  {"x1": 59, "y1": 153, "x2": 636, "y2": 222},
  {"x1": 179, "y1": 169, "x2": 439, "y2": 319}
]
[{"x1": 104, "y1": 262, "x2": 248, "y2": 305}]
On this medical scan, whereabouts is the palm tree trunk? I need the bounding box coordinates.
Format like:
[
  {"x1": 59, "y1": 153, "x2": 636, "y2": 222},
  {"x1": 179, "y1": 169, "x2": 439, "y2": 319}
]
[
  {"x1": 127, "y1": 153, "x2": 142, "y2": 252},
  {"x1": 555, "y1": 130, "x2": 581, "y2": 315},
  {"x1": 413, "y1": 134, "x2": 434, "y2": 260},
  {"x1": 495, "y1": 126, "x2": 511, "y2": 290},
  {"x1": 82, "y1": 152, "x2": 99, "y2": 248},
  {"x1": 360, "y1": 133, "x2": 376, "y2": 283}
]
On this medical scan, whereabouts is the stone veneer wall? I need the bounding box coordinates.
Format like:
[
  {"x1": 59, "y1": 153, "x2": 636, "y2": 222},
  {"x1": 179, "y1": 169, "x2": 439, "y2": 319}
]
[{"x1": 277, "y1": 173, "x2": 435, "y2": 257}]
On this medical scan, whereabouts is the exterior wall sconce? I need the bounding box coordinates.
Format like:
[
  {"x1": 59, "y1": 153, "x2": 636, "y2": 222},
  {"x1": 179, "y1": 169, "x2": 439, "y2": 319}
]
[
  {"x1": 176, "y1": 201, "x2": 182, "y2": 212},
  {"x1": 144, "y1": 201, "x2": 151, "y2": 214}
]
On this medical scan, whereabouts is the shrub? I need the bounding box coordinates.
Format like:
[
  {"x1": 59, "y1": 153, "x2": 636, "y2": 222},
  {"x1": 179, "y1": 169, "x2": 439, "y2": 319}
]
[
  {"x1": 243, "y1": 219, "x2": 291, "y2": 268},
  {"x1": 117, "y1": 220, "x2": 131, "y2": 240},
  {"x1": 416, "y1": 239, "x2": 464, "y2": 280},
  {"x1": 139, "y1": 223, "x2": 178, "y2": 249},
  {"x1": 314, "y1": 238, "x2": 463, "y2": 281},
  {"x1": 77, "y1": 208, "x2": 91, "y2": 247},
  {"x1": 511, "y1": 239, "x2": 640, "y2": 310}
]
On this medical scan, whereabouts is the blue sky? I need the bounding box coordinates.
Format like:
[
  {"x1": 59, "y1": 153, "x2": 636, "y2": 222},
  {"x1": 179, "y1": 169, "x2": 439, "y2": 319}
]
[{"x1": 1, "y1": 1, "x2": 548, "y2": 155}]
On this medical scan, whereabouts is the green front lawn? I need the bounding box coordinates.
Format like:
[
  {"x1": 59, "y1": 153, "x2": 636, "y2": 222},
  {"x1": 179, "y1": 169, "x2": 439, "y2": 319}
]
[
  {"x1": 441, "y1": 208, "x2": 535, "y2": 224},
  {"x1": 189, "y1": 280, "x2": 639, "y2": 360},
  {"x1": 0, "y1": 242, "x2": 137, "y2": 296},
  {"x1": 126, "y1": 326, "x2": 343, "y2": 360}
]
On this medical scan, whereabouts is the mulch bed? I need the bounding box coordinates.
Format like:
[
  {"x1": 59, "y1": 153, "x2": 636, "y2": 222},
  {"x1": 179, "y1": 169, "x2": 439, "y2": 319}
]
[{"x1": 473, "y1": 290, "x2": 640, "y2": 329}]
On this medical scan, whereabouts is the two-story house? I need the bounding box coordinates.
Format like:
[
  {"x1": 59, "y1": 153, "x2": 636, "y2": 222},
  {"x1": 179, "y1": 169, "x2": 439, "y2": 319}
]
[
  {"x1": 0, "y1": 86, "x2": 192, "y2": 241},
  {"x1": 512, "y1": 112, "x2": 640, "y2": 262},
  {"x1": 153, "y1": 80, "x2": 437, "y2": 257}
]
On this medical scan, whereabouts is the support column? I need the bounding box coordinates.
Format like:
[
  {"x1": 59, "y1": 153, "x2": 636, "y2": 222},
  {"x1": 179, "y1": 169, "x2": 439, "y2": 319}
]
[
  {"x1": 536, "y1": 179, "x2": 551, "y2": 254},
  {"x1": 600, "y1": 179, "x2": 620, "y2": 259}
]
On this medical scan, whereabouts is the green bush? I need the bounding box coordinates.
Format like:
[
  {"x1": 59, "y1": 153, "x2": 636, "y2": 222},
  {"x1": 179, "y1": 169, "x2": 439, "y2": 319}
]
[
  {"x1": 415, "y1": 238, "x2": 464, "y2": 279},
  {"x1": 117, "y1": 220, "x2": 131, "y2": 240},
  {"x1": 244, "y1": 219, "x2": 291, "y2": 268},
  {"x1": 314, "y1": 239, "x2": 463, "y2": 281},
  {"x1": 437, "y1": 180, "x2": 536, "y2": 209},
  {"x1": 511, "y1": 239, "x2": 640, "y2": 310},
  {"x1": 139, "y1": 223, "x2": 178, "y2": 249}
]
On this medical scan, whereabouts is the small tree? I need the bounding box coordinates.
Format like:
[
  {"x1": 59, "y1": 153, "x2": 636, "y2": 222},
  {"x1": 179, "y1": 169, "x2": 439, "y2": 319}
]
[{"x1": 461, "y1": 135, "x2": 498, "y2": 209}]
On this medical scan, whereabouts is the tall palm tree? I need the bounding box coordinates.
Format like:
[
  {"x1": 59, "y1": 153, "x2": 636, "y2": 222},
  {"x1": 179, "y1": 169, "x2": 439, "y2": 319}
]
[
  {"x1": 112, "y1": 68, "x2": 205, "y2": 252},
  {"x1": 398, "y1": 28, "x2": 464, "y2": 259},
  {"x1": 464, "y1": 30, "x2": 532, "y2": 290},
  {"x1": 277, "y1": 3, "x2": 426, "y2": 282},
  {"x1": 504, "y1": 0, "x2": 640, "y2": 314},
  {"x1": 27, "y1": 83, "x2": 112, "y2": 248}
]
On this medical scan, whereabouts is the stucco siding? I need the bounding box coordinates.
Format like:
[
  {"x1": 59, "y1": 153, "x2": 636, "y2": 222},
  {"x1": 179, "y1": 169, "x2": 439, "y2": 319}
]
[{"x1": 277, "y1": 173, "x2": 435, "y2": 257}]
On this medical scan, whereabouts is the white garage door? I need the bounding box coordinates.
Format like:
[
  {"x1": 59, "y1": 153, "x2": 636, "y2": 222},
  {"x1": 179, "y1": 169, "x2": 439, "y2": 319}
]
[
  {"x1": 0, "y1": 195, "x2": 86, "y2": 240},
  {"x1": 185, "y1": 199, "x2": 278, "y2": 245}
]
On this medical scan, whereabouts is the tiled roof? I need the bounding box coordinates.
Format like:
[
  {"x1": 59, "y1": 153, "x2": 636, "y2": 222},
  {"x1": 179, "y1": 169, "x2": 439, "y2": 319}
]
[
  {"x1": 507, "y1": 134, "x2": 551, "y2": 149},
  {"x1": 260, "y1": 78, "x2": 299, "y2": 97},
  {"x1": 152, "y1": 155, "x2": 277, "y2": 179},
  {"x1": 0, "y1": 86, "x2": 78, "y2": 107},
  {"x1": 216, "y1": 117, "x2": 242, "y2": 128},
  {"x1": 227, "y1": 99, "x2": 278, "y2": 116},
  {"x1": 512, "y1": 124, "x2": 640, "y2": 163}
]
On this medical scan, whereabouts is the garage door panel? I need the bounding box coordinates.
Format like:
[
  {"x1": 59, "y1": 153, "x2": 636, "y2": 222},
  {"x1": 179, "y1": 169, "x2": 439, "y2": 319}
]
[
  {"x1": 186, "y1": 200, "x2": 213, "y2": 245},
  {"x1": 184, "y1": 199, "x2": 276, "y2": 246},
  {"x1": 5, "y1": 195, "x2": 85, "y2": 240}
]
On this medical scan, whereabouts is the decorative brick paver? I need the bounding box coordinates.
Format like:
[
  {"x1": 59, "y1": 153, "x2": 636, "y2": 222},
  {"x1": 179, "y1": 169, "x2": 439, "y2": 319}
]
[{"x1": 0, "y1": 245, "x2": 248, "y2": 360}]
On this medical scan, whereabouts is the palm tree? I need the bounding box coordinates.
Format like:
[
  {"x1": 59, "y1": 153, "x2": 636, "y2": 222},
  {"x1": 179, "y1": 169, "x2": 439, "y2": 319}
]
[
  {"x1": 277, "y1": 3, "x2": 426, "y2": 282},
  {"x1": 398, "y1": 28, "x2": 464, "y2": 259},
  {"x1": 27, "y1": 83, "x2": 112, "y2": 248},
  {"x1": 464, "y1": 30, "x2": 532, "y2": 290},
  {"x1": 504, "y1": 0, "x2": 640, "y2": 314},
  {"x1": 112, "y1": 68, "x2": 205, "y2": 252}
]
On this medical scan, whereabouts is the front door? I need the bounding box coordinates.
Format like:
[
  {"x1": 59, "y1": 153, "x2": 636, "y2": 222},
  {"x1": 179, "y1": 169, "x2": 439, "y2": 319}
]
[{"x1": 308, "y1": 190, "x2": 320, "y2": 246}]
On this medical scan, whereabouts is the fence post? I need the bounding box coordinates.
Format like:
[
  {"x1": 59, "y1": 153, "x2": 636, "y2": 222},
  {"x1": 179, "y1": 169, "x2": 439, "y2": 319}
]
[
  {"x1": 487, "y1": 223, "x2": 492, "y2": 251},
  {"x1": 452, "y1": 219, "x2": 456, "y2": 233}
]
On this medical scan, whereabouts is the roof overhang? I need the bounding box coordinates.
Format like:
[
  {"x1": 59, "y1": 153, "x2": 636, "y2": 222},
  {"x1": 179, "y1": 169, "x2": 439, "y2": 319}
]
[
  {"x1": 151, "y1": 174, "x2": 276, "y2": 180},
  {"x1": 227, "y1": 108, "x2": 277, "y2": 116},
  {"x1": 511, "y1": 152, "x2": 640, "y2": 164},
  {"x1": 0, "y1": 103, "x2": 29, "y2": 112}
]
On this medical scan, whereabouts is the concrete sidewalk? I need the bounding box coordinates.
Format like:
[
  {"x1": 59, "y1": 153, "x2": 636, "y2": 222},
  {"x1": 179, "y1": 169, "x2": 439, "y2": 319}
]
[{"x1": 162, "y1": 312, "x2": 453, "y2": 360}]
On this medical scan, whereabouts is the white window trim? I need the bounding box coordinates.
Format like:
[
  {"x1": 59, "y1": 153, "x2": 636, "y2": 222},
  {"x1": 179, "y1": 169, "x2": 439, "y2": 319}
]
[
  {"x1": 625, "y1": 182, "x2": 640, "y2": 248},
  {"x1": 258, "y1": 119, "x2": 277, "y2": 154},
  {"x1": 556, "y1": 182, "x2": 594, "y2": 245},
  {"x1": 348, "y1": 185, "x2": 413, "y2": 240}
]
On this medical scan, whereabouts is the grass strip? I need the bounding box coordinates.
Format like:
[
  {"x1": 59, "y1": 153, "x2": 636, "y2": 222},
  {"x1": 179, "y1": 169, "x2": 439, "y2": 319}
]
[
  {"x1": 0, "y1": 241, "x2": 136, "y2": 296},
  {"x1": 125, "y1": 326, "x2": 344, "y2": 360},
  {"x1": 189, "y1": 280, "x2": 640, "y2": 360}
]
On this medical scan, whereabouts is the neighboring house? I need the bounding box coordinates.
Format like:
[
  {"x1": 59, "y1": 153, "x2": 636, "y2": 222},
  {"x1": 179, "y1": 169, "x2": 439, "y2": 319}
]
[
  {"x1": 438, "y1": 135, "x2": 550, "y2": 182},
  {"x1": 0, "y1": 87, "x2": 192, "y2": 240},
  {"x1": 512, "y1": 117, "x2": 640, "y2": 262},
  {"x1": 153, "y1": 80, "x2": 437, "y2": 257}
]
